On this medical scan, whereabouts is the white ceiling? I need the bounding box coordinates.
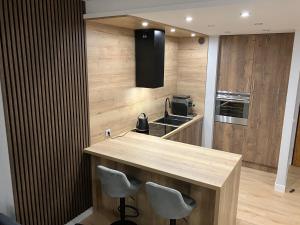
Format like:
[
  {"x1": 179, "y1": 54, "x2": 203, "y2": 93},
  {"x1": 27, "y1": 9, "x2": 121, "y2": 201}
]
[{"x1": 85, "y1": 0, "x2": 300, "y2": 35}]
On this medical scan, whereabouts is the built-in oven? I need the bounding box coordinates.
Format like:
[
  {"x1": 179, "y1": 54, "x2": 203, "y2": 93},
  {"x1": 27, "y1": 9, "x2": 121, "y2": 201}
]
[{"x1": 215, "y1": 91, "x2": 250, "y2": 126}]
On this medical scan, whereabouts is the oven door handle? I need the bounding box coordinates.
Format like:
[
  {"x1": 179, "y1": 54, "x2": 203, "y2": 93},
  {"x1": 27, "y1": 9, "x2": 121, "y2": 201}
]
[{"x1": 216, "y1": 98, "x2": 249, "y2": 103}]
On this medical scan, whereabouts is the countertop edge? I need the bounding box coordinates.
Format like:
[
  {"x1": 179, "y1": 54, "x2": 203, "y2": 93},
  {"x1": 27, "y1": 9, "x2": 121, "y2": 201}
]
[{"x1": 84, "y1": 147, "x2": 222, "y2": 190}]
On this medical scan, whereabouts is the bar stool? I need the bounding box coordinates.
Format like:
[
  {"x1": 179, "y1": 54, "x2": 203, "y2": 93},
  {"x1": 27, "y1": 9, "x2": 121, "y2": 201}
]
[
  {"x1": 145, "y1": 182, "x2": 196, "y2": 225},
  {"x1": 97, "y1": 165, "x2": 142, "y2": 225}
]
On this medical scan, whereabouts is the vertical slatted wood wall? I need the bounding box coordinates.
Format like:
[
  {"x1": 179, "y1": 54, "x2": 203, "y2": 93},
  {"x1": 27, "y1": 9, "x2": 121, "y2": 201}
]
[{"x1": 0, "y1": 0, "x2": 91, "y2": 224}]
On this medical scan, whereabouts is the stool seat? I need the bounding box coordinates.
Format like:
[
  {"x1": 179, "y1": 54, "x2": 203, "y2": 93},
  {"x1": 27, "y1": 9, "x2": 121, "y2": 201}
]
[
  {"x1": 182, "y1": 194, "x2": 196, "y2": 209},
  {"x1": 97, "y1": 165, "x2": 141, "y2": 225},
  {"x1": 145, "y1": 182, "x2": 196, "y2": 222},
  {"x1": 97, "y1": 165, "x2": 141, "y2": 198}
]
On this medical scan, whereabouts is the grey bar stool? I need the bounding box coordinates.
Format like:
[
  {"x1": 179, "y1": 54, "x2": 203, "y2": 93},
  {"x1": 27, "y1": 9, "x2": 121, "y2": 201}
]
[
  {"x1": 97, "y1": 165, "x2": 142, "y2": 225},
  {"x1": 145, "y1": 182, "x2": 196, "y2": 225}
]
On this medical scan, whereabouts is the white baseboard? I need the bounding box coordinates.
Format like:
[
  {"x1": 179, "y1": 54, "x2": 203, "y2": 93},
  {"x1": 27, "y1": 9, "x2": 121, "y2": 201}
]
[
  {"x1": 274, "y1": 183, "x2": 286, "y2": 193},
  {"x1": 65, "y1": 207, "x2": 93, "y2": 225}
]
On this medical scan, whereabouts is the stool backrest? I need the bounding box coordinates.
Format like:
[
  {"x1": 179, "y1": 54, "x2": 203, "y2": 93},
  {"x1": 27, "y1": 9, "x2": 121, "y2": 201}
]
[
  {"x1": 145, "y1": 182, "x2": 192, "y2": 220},
  {"x1": 96, "y1": 166, "x2": 131, "y2": 198}
]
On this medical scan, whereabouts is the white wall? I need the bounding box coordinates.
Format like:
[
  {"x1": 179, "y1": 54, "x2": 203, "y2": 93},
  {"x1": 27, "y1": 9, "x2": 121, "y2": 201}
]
[
  {"x1": 0, "y1": 82, "x2": 15, "y2": 218},
  {"x1": 275, "y1": 31, "x2": 300, "y2": 192},
  {"x1": 202, "y1": 36, "x2": 219, "y2": 148}
]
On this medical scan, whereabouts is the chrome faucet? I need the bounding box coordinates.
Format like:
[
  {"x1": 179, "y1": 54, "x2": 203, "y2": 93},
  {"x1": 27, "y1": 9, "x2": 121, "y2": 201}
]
[{"x1": 165, "y1": 97, "x2": 171, "y2": 118}]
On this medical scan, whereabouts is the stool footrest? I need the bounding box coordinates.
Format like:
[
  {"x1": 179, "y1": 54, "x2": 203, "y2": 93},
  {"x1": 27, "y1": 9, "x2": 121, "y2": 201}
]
[{"x1": 111, "y1": 220, "x2": 137, "y2": 225}]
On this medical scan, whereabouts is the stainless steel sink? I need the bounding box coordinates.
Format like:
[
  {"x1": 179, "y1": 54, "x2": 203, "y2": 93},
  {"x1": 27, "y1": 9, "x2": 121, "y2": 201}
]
[{"x1": 154, "y1": 115, "x2": 192, "y2": 127}]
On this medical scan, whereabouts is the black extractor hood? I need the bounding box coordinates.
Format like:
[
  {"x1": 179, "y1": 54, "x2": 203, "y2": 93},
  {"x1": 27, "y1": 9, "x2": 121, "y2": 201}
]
[{"x1": 135, "y1": 29, "x2": 165, "y2": 88}]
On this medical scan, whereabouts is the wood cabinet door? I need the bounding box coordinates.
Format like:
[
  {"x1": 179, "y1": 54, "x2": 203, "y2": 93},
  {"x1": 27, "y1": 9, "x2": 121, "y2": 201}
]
[
  {"x1": 242, "y1": 34, "x2": 294, "y2": 167},
  {"x1": 213, "y1": 122, "x2": 246, "y2": 155},
  {"x1": 167, "y1": 119, "x2": 202, "y2": 146},
  {"x1": 217, "y1": 35, "x2": 255, "y2": 93}
]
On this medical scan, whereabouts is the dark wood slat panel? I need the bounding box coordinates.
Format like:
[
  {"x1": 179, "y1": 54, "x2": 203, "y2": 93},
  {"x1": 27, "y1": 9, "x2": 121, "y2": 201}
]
[
  {"x1": 13, "y1": 1, "x2": 37, "y2": 224},
  {"x1": 0, "y1": 0, "x2": 91, "y2": 224},
  {"x1": 32, "y1": 0, "x2": 51, "y2": 223},
  {"x1": 18, "y1": 1, "x2": 40, "y2": 224},
  {"x1": 26, "y1": 0, "x2": 47, "y2": 223},
  {"x1": 0, "y1": 1, "x2": 22, "y2": 221},
  {"x1": 45, "y1": 0, "x2": 61, "y2": 223},
  {"x1": 3, "y1": 0, "x2": 29, "y2": 223},
  {"x1": 53, "y1": 0, "x2": 68, "y2": 221},
  {"x1": 58, "y1": 0, "x2": 72, "y2": 219}
]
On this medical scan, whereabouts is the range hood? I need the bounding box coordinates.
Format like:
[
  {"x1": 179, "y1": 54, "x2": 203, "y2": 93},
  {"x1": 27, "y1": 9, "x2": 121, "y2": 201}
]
[{"x1": 135, "y1": 29, "x2": 165, "y2": 88}]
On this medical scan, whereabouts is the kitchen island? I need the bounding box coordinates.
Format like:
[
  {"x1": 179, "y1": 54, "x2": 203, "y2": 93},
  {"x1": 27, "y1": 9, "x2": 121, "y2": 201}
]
[{"x1": 83, "y1": 131, "x2": 242, "y2": 225}]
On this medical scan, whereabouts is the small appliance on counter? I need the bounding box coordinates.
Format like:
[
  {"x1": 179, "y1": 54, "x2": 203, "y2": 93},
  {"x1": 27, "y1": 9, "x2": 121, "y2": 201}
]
[
  {"x1": 171, "y1": 95, "x2": 194, "y2": 116},
  {"x1": 136, "y1": 113, "x2": 149, "y2": 133}
]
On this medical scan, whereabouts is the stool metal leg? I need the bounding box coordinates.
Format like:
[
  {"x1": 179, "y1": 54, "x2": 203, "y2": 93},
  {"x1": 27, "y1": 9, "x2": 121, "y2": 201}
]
[
  {"x1": 120, "y1": 198, "x2": 125, "y2": 222},
  {"x1": 111, "y1": 198, "x2": 137, "y2": 225},
  {"x1": 170, "y1": 219, "x2": 176, "y2": 225}
]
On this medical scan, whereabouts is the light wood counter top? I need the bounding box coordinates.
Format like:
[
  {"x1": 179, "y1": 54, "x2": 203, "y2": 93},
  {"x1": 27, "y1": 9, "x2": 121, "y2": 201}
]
[{"x1": 84, "y1": 131, "x2": 241, "y2": 190}]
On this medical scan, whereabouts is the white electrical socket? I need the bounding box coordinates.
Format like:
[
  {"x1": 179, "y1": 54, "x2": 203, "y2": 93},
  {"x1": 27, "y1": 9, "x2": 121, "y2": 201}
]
[{"x1": 105, "y1": 129, "x2": 111, "y2": 137}]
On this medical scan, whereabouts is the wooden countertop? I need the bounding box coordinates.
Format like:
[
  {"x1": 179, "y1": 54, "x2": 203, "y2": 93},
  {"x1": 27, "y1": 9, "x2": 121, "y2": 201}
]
[{"x1": 84, "y1": 132, "x2": 242, "y2": 190}]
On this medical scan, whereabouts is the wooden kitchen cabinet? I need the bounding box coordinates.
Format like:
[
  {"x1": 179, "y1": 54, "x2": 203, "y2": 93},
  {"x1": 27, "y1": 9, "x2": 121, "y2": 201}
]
[
  {"x1": 217, "y1": 35, "x2": 255, "y2": 93},
  {"x1": 166, "y1": 117, "x2": 202, "y2": 146},
  {"x1": 214, "y1": 33, "x2": 294, "y2": 170},
  {"x1": 213, "y1": 122, "x2": 246, "y2": 155}
]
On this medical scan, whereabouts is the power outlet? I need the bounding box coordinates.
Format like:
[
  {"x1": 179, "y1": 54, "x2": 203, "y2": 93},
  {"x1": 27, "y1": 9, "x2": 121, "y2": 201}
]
[{"x1": 105, "y1": 129, "x2": 111, "y2": 137}]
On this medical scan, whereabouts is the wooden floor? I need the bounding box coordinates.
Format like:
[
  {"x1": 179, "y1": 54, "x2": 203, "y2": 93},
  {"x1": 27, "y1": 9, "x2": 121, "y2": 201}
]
[
  {"x1": 237, "y1": 166, "x2": 300, "y2": 225},
  {"x1": 82, "y1": 166, "x2": 300, "y2": 225}
]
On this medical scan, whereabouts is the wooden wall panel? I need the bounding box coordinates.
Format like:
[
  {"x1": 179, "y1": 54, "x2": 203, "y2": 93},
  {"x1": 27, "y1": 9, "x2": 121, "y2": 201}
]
[
  {"x1": 87, "y1": 21, "x2": 208, "y2": 144},
  {"x1": 0, "y1": 0, "x2": 91, "y2": 225},
  {"x1": 177, "y1": 38, "x2": 208, "y2": 114},
  {"x1": 87, "y1": 21, "x2": 179, "y2": 144}
]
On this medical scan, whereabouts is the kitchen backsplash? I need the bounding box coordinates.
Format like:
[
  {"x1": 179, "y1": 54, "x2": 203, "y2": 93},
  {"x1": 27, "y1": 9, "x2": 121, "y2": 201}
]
[{"x1": 86, "y1": 21, "x2": 208, "y2": 144}]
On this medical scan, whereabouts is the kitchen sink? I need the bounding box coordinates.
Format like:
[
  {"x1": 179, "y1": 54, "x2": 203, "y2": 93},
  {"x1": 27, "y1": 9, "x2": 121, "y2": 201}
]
[{"x1": 154, "y1": 115, "x2": 192, "y2": 126}]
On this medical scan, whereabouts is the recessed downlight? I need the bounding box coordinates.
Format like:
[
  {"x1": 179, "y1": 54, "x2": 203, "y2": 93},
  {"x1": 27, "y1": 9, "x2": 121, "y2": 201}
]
[
  {"x1": 240, "y1": 11, "x2": 250, "y2": 18},
  {"x1": 191, "y1": 33, "x2": 196, "y2": 37},
  {"x1": 186, "y1": 16, "x2": 193, "y2": 22},
  {"x1": 170, "y1": 28, "x2": 176, "y2": 33},
  {"x1": 142, "y1": 21, "x2": 149, "y2": 27}
]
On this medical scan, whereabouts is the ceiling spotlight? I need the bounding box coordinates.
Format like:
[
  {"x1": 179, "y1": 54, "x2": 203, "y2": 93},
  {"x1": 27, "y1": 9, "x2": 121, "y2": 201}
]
[
  {"x1": 186, "y1": 16, "x2": 193, "y2": 22},
  {"x1": 240, "y1": 11, "x2": 250, "y2": 18},
  {"x1": 170, "y1": 28, "x2": 176, "y2": 33},
  {"x1": 142, "y1": 21, "x2": 149, "y2": 27},
  {"x1": 191, "y1": 33, "x2": 196, "y2": 37}
]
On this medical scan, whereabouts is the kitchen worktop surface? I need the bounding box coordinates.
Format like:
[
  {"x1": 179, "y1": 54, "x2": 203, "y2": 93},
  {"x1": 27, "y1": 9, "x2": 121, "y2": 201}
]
[{"x1": 84, "y1": 131, "x2": 242, "y2": 190}]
